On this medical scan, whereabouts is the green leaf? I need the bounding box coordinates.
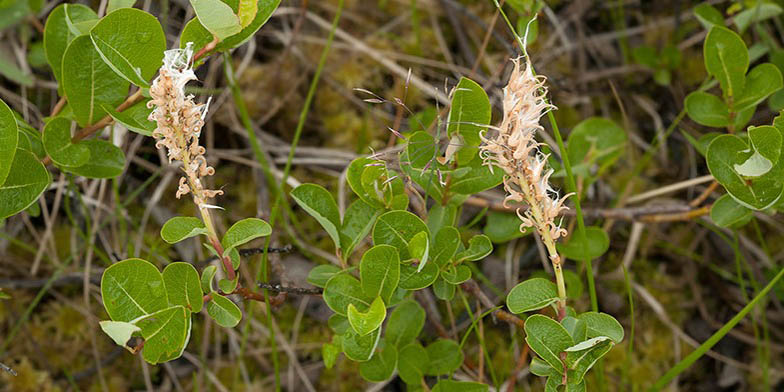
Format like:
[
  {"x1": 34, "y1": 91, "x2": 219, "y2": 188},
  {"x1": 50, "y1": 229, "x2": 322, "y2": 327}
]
[
  {"x1": 43, "y1": 4, "x2": 98, "y2": 87},
  {"x1": 342, "y1": 328, "x2": 381, "y2": 362},
  {"x1": 90, "y1": 8, "x2": 166, "y2": 87},
  {"x1": 63, "y1": 139, "x2": 125, "y2": 179},
  {"x1": 102, "y1": 100, "x2": 155, "y2": 136},
  {"x1": 449, "y1": 154, "x2": 504, "y2": 195},
  {"x1": 0, "y1": 149, "x2": 50, "y2": 219},
  {"x1": 360, "y1": 244, "x2": 400, "y2": 304},
  {"x1": 107, "y1": 0, "x2": 136, "y2": 13},
  {"x1": 221, "y1": 217, "x2": 272, "y2": 253},
  {"x1": 483, "y1": 211, "x2": 527, "y2": 243},
  {"x1": 99, "y1": 320, "x2": 140, "y2": 346},
  {"x1": 694, "y1": 3, "x2": 724, "y2": 30},
  {"x1": 386, "y1": 300, "x2": 425, "y2": 348},
  {"x1": 447, "y1": 77, "x2": 491, "y2": 165},
  {"x1": 201, "y1": 265, "x2": 217, "y2": 293},
  {"x1": 62, "y1": 35, "x2": 129, "y2": 126},
  {"x1": 322, "y1": 340, "x2": 340, "y2": 369},
  {"x1": 101, "y1": 258, "x2": 168, "y2": 322},
  {"x1": 307, "y1": 264, "x2": 341, "y2": 288},
  {"x1": 577, "y1": 312, "x2": 624, "y2": 343},
  {"x1": 425, "y1": 339, "x2": 463, "y2": 376},
  {"x1": 524, "y1": 314, "x2": 575, "y2": 371},
  {"x1": 707, "y1": 132, "x2": 784, "y2": 209},
  {"x1": 558, "y1": 226, "x2": 610, "y2": 262},
  {"x1": 190, "y1": 0, "x2": 242, "y2": 40},
  {"x1": 372, "y1": 210, "x2": 429, "y2": 259},
  {"x1": 561, "y1": 316, "x2": 588, "y2": 343},
  {"x1": 135, "y1": 305, "x2": 190, "y2": 364},
  {"x1": 567, "y1": 117, "x2": 626, "y2": 173},
  {"x1": 339, "y1": 198, "x2": 381, "y2": 258},
  {"x1": 565, "y1": 339, "x2": 613, "y2": 384},
  {"x1": 0, "y1": 52, "x2": 32, "y2": 87},
  {"x1": 359, "y1": 345, "x2": 397, "y2": 382},
  {"x1": 42, "y1": 117, "x2": 89, "y2": 168},
  {"x1": 432, "y1": 226, "x2": 460, "y2": 267},
  {"x1": 426, "y1": 204, "x2": 457, "y2": 238},
  {"x1": 442, "y1": 265, "x2": 471, "y2": 285},
  {"x1": 161, "y1": 216, "x2": 208, "y2": 244},
  {"x1": 432, "y1": 380, "x2": 489, "y2": 392},
  {"x1": 398, "y1": 343, "x2": 428, "y2": 384},
  {"x1": 291, "y1": 183, "x2": 341, "y2": 250},
  {"x1": 507, "y1": 278, "x2": 559, "y2": 314},
  {"x1": 711, "y1": 194, "x2": 753, "y2": 228},
  {"x1": 162, "y1": 262, "x2": 203, "y2": 313},
  {"x1": 564, "y1": 269, "x2": 584, "y2": 300},
  {"x1": 328, "y1": 314, "x2": 350, "y2": 335},
  {"x1": 218, "y1": 276, "x2": 238, "y2": 293},
  {"x1": 455, "y1": 234, "x2": 493, "y2": 262},
  {"x1": 565, "y1": 336, "x2": 610, "y2": 352},
  {"x1": 704, "y1": 26, "x2": 749, "y2": 99},
  {"x1": 530, "y1": 356, "x2": 559, "y2": 377},
  {"x1": 398, "y1": 260, "x2": 439, "y2": 290},
  {"x1": 206, "y1": 293, "x2": 242, "y2": 327},
  {"x1": 348, "y1": 296, "x2": 386, "y2": 336},
  {"x1": 324, "y1": 273, "x2": 370, "y2": 316},
  {"x1": 237, "y1": 0, "x2": 258, "y2": 27},
  {"x1": 735, "y1": 2, "x2": 782, "y2": 32},
  {"x1": 408, "y1": 231, "x2": 430, "y2": 272},
  {"x1": 433, "y1": 277, "x2": 456, "y2": 300},
  {"x1": 734, "y1": 63, "x2": 783, "y2": 112},
  {"x1": 685, "y1": 91, "x2": 730, "y2": 128},
  {"x1": 0, "y1": 99, "x2": 18, "y2": 186}
]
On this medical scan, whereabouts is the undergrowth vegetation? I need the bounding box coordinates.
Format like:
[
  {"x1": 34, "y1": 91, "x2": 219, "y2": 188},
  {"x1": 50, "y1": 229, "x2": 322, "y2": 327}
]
[{"x1": 1, "y1": 0, "x2": 783, "y2": 391}]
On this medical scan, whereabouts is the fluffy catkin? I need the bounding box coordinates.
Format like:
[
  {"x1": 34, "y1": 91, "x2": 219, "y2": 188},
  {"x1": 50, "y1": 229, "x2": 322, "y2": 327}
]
[
  {"x1": 480, "y1": 57, "x2": 572, "y2": 242},
  {"x1": 148, "y1": 44, "x2": 222, "y2": 207}
]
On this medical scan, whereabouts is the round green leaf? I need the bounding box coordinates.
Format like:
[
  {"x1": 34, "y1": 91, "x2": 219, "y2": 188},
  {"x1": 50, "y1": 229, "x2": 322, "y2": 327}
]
[
  {"x1": 386, "y1": 300, "x2": 425, "y2": 348},
  {"x1": 102, "y1": 100, "x2": 155, "y2": 136},
  {"x1": 62, "y1": 35, "x2": 129, "y2": 126},
  {"x1": 447, "y1": 77, "x2": 491, "y2": 165},
  {"x1": 43, "y1": 117, "x2": 90, "y2": 168},
  {"x1": 0, "y1": 99, "x2": 18, "y2": 186},
  {"x1": 291, "y1": 183, "x2": 341, "y2": 250},
  {"x1": 63, "y1": 139, "x2": 125, "y2": 178},
  {"x1": 557, "y1": 226, "x2": 610, "y2": 262},
  {"x1": 507, "y1": 278, "x2": 559, "y2": 314},
  {"x1": 694, "y1": 3, "x2": 724, "y2": 30},
  {"x1": 442, "y1": 265, "x2": 471, "y2": 285},
  {"x1": 343, "y1": 328, "x2": 381, "y2": 362},
  {"x1": 163, "y1": 262, "x2": 203, "y2": 313},
  {"x1": 372, "y1": 210, "x2": 429, "y2": 259},
  {"x1": 324, "y1": 273, "x2": 371, "y2": 316},
  {"x1": 206, "y1": 293, "x2": 242, "y2": 327},
  {"x1": 90, "y1": 8, "x2": 166, "y2": 87},
  {"x1": 425, "y1": 339, "x2": 464, "y2": 376},
  {"x1": 455, "y1": 234, "x2": 493, "y2": 262},
  {"x1": 201, "y1": 265, "x2": 217, "y2": 293},
  {"x1": 711, "y1": 194, "x2": 753, "y2": 228},
  {"x1": 704, "y1": 26, "x2": 749, "y2": 98},
  {"x1": 0, "y1": 149, "x2": 50, "y2": 219},
  {"x1": 433, "y1": 276, "x2": 456, "y2": 300},
  {"x1": 161, "y1": 216, "x2": 208, "y2": 244},
  {"x1": 483, "y1": 211, "x2": 527, "y2": 243},
  {"x1": 101, "y1": 258, "x2": 168, "y2": 322},
  {"x1": 99, "y1": 320, "x2": 140, "y2": 347},
  {"x1": 398, "y1": 343, "x2": 428, "y2": 384},
  {"x1": 408, "y1": 231, "x2": 430, "y2": 272},
  {"x1": 221, "y1": 217, "x2": 272, "y2": 253},
  {"x1": 43, "y1": 4, "x2": 98, "y2": 86},
  {"x1": 359, "y1": 345, "x2": 397, "y2": 382},
  {"x1": 360, "y1": 244, "x2": 400, "y2": 303},
  {"x1": 734, "y1": 63, "x2": 783, "y2": 112},
  {"x1": 525, "y1": 314, "x2": 575, "y2": 372},
  {"x1": 567, "y1": 117, "x2": 626, "y2": 169},
  {"x1": 180, "y1": 0, "x2": 279, "y2": 56},
  {"x1": 347, "y1": 296, "x2": 386, "y2": 336},
  {"x1": 685, "y1": 91, "x2": 730, "y2": 127},
  {"x1": 577, "y1": 311, "x2": 624, "y2": 343},
  {"x1": 190, "y1": 0, "x2": 242, "y2": 41},
  {"x1": 307, "y1": 264, "x2": 342, "y2": 288},
  {"x1": 136, "y1": 305, "x2": 190, "y2": 364},
  {"x1": 432, "y1": 226, "x2": 460, "y2": 267},
  {"x1": 398, "y1": 260, "x2": 439, "y2": 290},
  {"x1": 339, "y1": 198, "x2": 381, "y2": 258}
]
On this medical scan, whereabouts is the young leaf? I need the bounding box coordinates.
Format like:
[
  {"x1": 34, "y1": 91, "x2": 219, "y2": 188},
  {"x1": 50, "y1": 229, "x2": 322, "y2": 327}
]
[
  {"x1": 201, "y1": 265, "x2": 217, "y2": 293},
  {"x1": 704, "y1": 26, "x2": 749, "y2": 99},
  {"x1": 0, "y1": 149, "x2": 50, "y2": 219},
  {"x1": 408, "y1": 231, "x2": 430, "y2": 272},
  {"x1": 447, "y1": 77, "x2": 491, "y2": 165},
  {"x1": 734, "y1": 63, "x2": 783, "y2": 112},
  {"x1": 99, "y1": 320, "x2": 140, "y2": 346},
  {"x1": 441, "y1": 265, "x2": 471, "y2": 285},
  {"x1": 507, "y1": 278, "x2": 559, "y2": 314},
  {"x1": 307, "y1": 264, "x2": 342, "y2": 288},
  {"x1": 221, "y1": 217, "x2": 272, "y2": 253},
  {"x1": 577, "y1": 312, "x2": 624, "y2": 343},
  {"x1": 324, "y1": 273, "x2": 371, "y2": 316},
  {"x1": 0, "y1": 99, "x2": 18, "y2": 186},
  {"x1": 398, "y1": 261, "x2": 439, "y2": 290},
  {"x1": 291, "y1": 183, "x2": 342, "y2": 250},
  {"x1": 218, "y1": 276, "x2": 238, "y2": 293},
  {"x1": 135, "y1": 305, "x2": 190, "y2": 364},
  {"x1": 180, "y1": 0, "x2": 279, "y2": 56},
  {"x1": 425, "y1": 339, "x2": 464, "y2": 376},
  {"x1": 397, "y1": 343, "x2": 428, "y2": 384},
  {"x1": 684, "y1": 91, "x2": 730, "y2": 127},
  {"x1": 62, "y1": 35, "x2": 129, "y2": 126},
  {"x1": 372, "y1": 210, "x2": 429, "y2": 259},
  {"x1": 42, "y1": 117, "x2": 90, "y2": 168},
  {"x1": 322, "y1": 340, "x2": 341, "y2": 369},
  {"x1": 342, "y1": 327, "x2": 381, "y2": 362},
  {"x1": 557, "y1": 226, "x2": 610, "y2": 262},
  {"x1": 161, "y1": 216, "x2": 208, "y2": 244},
  {"x1": 101, "y1": 258, "x2": 168, "y2": 322},
  {"x1": 43, "y1": 4, "x2": 98, "y2": 86},
  {"x1": 206, "y1": 293, "x2": 242, "y2": 327},
  {"x1": 360, "y1": 244, "x2": 400, "y2": 303},
  {"x1": 694, "y1": 3, "x2": 724, "y2": 30},
  {"x1": 162, "y1": 262, "x2": 203, "y2": 313},
  {"x1": 432, "y1": 226, "x2": 460, "y2": 267},
  {"x1": 90, "y1": 8, "x2": 166, "y2": 87},
  {"x1": 102, "y1": 101, "x2": 155, "y2": 136},
  {"x1": 711, "y1": 194, "x2": 753, "y2": 228},
  {"x1": 340, "y1": 198, "x2": 381, "y2": 258},
  {"x1": 432, "y1": 277, "x2": 456, "y2": 300},
  {"x1": 359, "y1": 345, "x2": 397, "y2": 382},
  {"x1": 432, "y1": 380, "x2": 489, "y2": 392},
  {"x1": 565, "y1": 339, "x2": 613, "y2": 384},
  {"x1": 386, "y1": 300, "x2": 425, "y2": 348},
  {"x1": 524, "y1": 314, "x2": 575, "y2": 371},
  {"x1": 455, "y1": 234, "x2": 493, "y2": 262},
  {"x1": 190, "y1": 0, "x2": 242, "y2": 40},
  {"x1": 63, "y1": 139, "x2": 125, "y2": 179},
  {"x1": 347, "y1": 296, "x2": 386, "y2": 336}
]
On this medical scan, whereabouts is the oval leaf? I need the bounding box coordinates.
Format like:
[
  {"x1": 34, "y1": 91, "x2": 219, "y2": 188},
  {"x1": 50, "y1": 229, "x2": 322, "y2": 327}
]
[
  {"x1": 206, "y1": 293, "x2": 242, "y2": 327},
  {"x1": 0, "y1": 99, "x2": 18, "y2": 186},
  {"x1": 372, "y1": 210, "x2": 429, "y2": 259},
  {"x1": 360, "y1": 244, "x2": 400, "y2": 303},
  {"x1": 347, "y1": 296, "x2": 386, "y2": 336},
  {"x1": 63, "y1": 139, "x2": 125, "y2": 178},
  {"x1": 324, "y1": 273, "x2": 371, "y2": 316},
  {"x1": 386, "y1": 300, "x2": 425, "y2": 348},
  {"x1": 291, "y1": 183, "x2": 341, "y2": 250},
  {"x1": 221, "y1": 217, "x2": 272, "y2": 253},
  {"x1": 101, "y1": 258, "x2": 168, "y2": 322},
  {"x1": 0, "y1": 149, "x2": 50, "y2": 219},
  {"x1": 507, "y1": 278, "x2": 559, "y2": 314},
  {"x1": 425, "y1": 339, "x2": 464, "y2": 376},
  {"x1": 161, "y1": 216, "x2": 208, "y2": 244},
  {"x1": 557, "y1": 226, "x2": 610, "y2": 262},
  {"x1": 524, "y1": 314, "x2": 575, "y2": 372},
  {"x1": 163, "y1": 262, "x2": 203, "y2": 313},
  {"x1": 135, "y1": 305, "x2": 190, "y2": 364}
]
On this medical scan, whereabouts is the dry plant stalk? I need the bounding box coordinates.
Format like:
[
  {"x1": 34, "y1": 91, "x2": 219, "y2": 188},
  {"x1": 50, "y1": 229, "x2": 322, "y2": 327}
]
[
  {"x1": 480, "y1": 57, "x2": 572, "y2": 318},
  {"x1": 148, "y1": 44, "x2": 235, "y2": 279}
]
